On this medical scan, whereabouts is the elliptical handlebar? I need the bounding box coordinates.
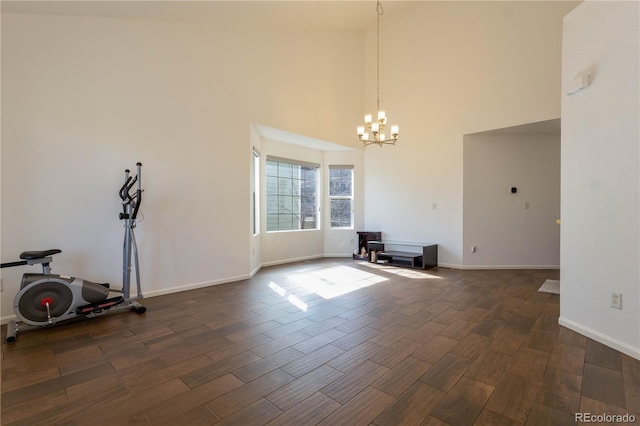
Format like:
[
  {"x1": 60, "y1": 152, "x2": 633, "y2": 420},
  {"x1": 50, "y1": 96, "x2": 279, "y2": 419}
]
[
  {"x1": 119, "y1": 176, "x2": 133, "y2": 201},
  {"x1": 119, "y1": 163, "x2": 143, "y2": 221},
  {"x1": 132, "y1": 163, "x2": 142, "y2": 220}
]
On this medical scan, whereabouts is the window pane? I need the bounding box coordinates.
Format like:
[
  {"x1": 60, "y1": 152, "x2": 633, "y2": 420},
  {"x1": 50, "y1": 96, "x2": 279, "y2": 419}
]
[
  {"x1": 278, "y1": 177, "x2": 294, "y2": 195},
  {"x1": 266, "y1": 175, "x2": 278, "y2": 195},
  {"x1": 329, "y1": 168, "x2": 352, "y2": 196},
  {"x1": 278, "y1": 162, "x2": 293, "y2": 178},
  {"x1": 331, "y1": 199, "x2": 352, "y2": 227},
  {"x1": 279, "y1": 195, "x2": 293, "y2": 214},
  {"x1": 266, "y1": 203, "x2": 276, "y2": 216},
  {"x1": 266, "y1": 158, "x2": 318, "y2": 232},
  {"x1": 302, "y1": 167, "x2": 316, "y2": 181},
  {"x1": 329, "y1": 167, "x2": 353, "y2": 228},
  {"x1": 279, "y1": 213, "x2": 295, "y2": 230},
  {"x1": 266, "y1": 160, "x2": 278, "y2": 177},
  {"x1": 266, "y1": 214, "x2": 278, "y2": 230}
]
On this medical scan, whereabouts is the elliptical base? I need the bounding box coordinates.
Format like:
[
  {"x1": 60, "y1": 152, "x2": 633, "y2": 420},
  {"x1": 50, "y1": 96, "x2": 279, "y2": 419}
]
[{"x1": 4, "y1": 299, "x2": 146, "y2": 344}]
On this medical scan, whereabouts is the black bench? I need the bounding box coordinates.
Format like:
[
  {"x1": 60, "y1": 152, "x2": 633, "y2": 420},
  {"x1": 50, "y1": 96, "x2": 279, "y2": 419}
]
[{"x1": 368, "y1": 242, "x2": 438, "y2": 269}]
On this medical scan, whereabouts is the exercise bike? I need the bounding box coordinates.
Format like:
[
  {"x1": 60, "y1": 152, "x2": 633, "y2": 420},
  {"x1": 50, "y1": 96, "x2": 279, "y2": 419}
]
[{"x1": 2, "y1": 162, "x2": 147, "y2": 343}]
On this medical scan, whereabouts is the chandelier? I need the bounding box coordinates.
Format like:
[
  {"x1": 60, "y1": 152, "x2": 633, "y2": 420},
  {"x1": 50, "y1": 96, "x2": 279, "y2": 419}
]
[{"x1": 357, "y1": 1, "x2": 399, "y2": 147}]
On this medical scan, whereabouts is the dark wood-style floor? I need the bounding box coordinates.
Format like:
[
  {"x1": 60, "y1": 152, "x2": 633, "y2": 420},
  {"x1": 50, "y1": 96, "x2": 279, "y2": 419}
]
[{"x1": 2, "y1": 258, "x2": 639, "y2": 425}]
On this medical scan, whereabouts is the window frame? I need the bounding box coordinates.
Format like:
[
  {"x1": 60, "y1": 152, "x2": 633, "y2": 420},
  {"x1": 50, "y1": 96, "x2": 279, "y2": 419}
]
[
  {"x1": 265, "y1": 156, "x2": 320, "y2": 233},
  {"x1": 252, "y1": 148, "x2": 260, "y2": 236},
  {"x1": 328, "y1": 165, "x2": 354, "y2": 229}
]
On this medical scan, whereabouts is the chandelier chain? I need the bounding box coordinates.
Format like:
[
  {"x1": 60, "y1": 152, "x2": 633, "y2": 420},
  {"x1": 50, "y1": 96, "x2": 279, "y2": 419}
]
[{"x1": 376, "y1": 1, "x2": 382, "y2": 113}]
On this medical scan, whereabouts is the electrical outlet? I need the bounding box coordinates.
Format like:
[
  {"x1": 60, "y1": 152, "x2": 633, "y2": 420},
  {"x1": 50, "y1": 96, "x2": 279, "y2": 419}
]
[
  {"x1": 524, "y1": 201, "x2": 530, "y2": 209},
  {"x1": 611, "y1": 292, "x2": 622, "y2": 309},
  {"x1": 432, "y1": 202, "x2": 437, "y2": 210}
]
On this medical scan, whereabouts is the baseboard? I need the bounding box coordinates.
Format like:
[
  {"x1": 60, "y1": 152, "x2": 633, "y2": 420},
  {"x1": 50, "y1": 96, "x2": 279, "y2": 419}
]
[
  {"x1": 559, "y1": 316, "x2": 640, "y2": 361},
  {"x1": 143, "y1": 273, "x2": 252, "y2": 298},
  {"x1": 421, "y1": 263, "x2": 560, "y2": 270},
  {"x1": 250, "y1": 264, "x2": 262, "y2": 277},
  {"x1": 260, "y1": 254, "x2": 324, "y2": 268},
  {"x1": 437, "y1": 262, "x2": 462, "y2": 269},
  {"x1": 459, "y1": 264, "x2": 560, "y2": 270},
  {"x1": 0, "y1": 314, "x2": 16, "y2": 325}
]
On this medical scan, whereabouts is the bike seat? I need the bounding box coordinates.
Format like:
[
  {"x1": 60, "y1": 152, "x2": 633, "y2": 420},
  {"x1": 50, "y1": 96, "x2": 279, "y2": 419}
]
[{"x1": 20, "y1": 249, "x2": 62, "y2": 260}]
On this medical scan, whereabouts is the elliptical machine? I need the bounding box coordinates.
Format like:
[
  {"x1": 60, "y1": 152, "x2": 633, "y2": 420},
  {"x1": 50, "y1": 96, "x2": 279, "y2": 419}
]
[{"x1": 2, "y1": 162, "x2": 146, "y2": 343}]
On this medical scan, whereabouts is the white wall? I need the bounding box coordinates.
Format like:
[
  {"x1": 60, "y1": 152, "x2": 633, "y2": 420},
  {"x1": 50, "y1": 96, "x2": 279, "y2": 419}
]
[
  {"x1": 463, "y1": 132, "x2": 560, "y2": 268},
  {"x1": 560, "y1": 1, "x2": 640, "y2": 359},
  {"x1": 0, "y1": 11, "x2": 364, "y2": 321},
  {"x1": 362, "y1": 1, "x2": 578, "y2": 267}
]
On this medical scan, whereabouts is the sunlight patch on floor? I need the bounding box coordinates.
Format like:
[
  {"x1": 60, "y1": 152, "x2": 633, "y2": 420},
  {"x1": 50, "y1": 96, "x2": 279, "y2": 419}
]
[
  {"x1": 360, "y1": 262, "x2": 443, "y2": 279},
  {"x1": 287, "y1": 294, "x2": 308, "y2": 311},
  {"x1": 269, "y1": 282, "x2": 287, "y2": 296},
  {"x1": 287, "y1": 265, "x2": 388, "y2": 299},
  {"x1": 268, "y1": 281, "x2": 308, "y2": 311}
]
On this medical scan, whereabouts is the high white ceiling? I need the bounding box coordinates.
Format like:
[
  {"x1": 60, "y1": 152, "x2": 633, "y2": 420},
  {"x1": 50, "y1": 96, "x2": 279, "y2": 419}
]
[{"x1": 1, "y1": 0, "x2": 415, "y2": 31}]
